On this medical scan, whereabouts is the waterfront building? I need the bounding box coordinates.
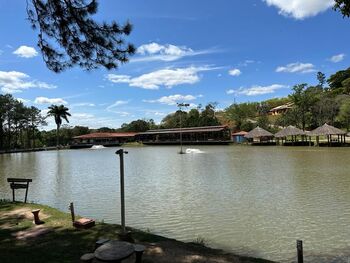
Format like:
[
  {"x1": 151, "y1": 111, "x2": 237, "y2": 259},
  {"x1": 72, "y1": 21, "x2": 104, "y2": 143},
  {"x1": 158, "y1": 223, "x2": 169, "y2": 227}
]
[
  {"x1": 268, "y1": 102, "x2": 294, "y2": 116},
  {"x1": 136, "y1": 126, "x2": 232, "y2": 145},
  {"x1": 71, "y1": 132, "x2": 137, "y2": 148},
  {"x1": 232, "y1": 131, "x2": 248, "y2": 143}
]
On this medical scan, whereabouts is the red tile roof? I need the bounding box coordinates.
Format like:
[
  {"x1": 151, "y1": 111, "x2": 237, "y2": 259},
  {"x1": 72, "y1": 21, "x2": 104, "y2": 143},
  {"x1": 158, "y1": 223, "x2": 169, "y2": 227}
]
[{"x1": 73, "y1": 132, "x2": 137, "y2": 139}]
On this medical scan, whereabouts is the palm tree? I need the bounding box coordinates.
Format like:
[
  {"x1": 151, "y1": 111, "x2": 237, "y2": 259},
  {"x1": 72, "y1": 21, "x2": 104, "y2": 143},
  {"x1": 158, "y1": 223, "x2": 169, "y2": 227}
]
[{"x1": 47, "y1": 105, "x2": 71, "y2": 147}]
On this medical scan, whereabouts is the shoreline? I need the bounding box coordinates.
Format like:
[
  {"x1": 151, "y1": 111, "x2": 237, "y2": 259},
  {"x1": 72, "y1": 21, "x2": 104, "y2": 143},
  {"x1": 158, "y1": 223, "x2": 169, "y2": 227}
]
[{"x1": 0, "y1": 201, "x2": 275, "y2": 263}]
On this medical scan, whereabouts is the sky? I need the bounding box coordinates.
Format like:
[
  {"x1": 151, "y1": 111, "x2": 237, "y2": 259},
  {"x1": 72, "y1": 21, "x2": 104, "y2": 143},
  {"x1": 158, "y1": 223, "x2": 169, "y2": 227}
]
[{"x1": 0, "y1": 0, "x2": 350, "y2": 130}]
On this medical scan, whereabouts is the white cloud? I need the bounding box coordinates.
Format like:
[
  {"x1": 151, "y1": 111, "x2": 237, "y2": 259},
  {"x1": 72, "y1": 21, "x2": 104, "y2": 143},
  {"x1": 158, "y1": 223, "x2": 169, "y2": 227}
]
[
  {"x1": 329, "y1": 53, "x2": 345, "y2": 63},
  {"x1": 276, "y1": 62, "x2": 316, "y2": 73},
  {"x1": 107, "y1": 66, "x2": 216, "y2": 90},
  {"x1": 134, "y1": 42, "x2": 213, "y2": 62},
  {"x1": 226, "y1": 89, "x2": 235, "y2": 95},
  {"x1": 0, "y1": 71, "x2": 56, "y2": 93},
  {"x1": 16, "y1": 98, "x2": 30, "y2": 104},
  {"x1": 71, "y1": 102, "x2": 95, "y2": 107},
  {"x1": 230, "y1": 84, "x2": 287, "y2": 96},
  {"x1": 143, "y1": 94, "x2": 197, "y2": 106},
  {"x1": 229, "y1": 68, "x2": 242, "y2": 76},
  {"x1": 263, "y1": 0, "x2": 333, "y2": 19},
  {"x1": 13, "y1": 45, "x2": 38, "y2": 58},
  {"x1": 106, "y1": 100, "x2": 130, "y2": 114},
  {"x1": 34, "y1": 97, "x2": 67, "y2": 105}
]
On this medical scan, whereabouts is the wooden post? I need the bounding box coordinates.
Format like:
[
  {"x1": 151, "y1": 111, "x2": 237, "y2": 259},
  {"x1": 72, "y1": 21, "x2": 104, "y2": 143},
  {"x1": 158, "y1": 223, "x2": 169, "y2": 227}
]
[
  {"x1": 116, "y1": 149, "x2": 128, "y2": 234},
  {"x1": 297, "y1": 240, "x2": 303, "y2": 263},
  {"x1": 12, "y1": 185, "x2": 15, "y2": 202},
  {"x1": 24, "y1": 181, "x2": 29, "y2": 203},
  {"x1": 69, "y1": 202, "x2": 75, "y2": 222}
]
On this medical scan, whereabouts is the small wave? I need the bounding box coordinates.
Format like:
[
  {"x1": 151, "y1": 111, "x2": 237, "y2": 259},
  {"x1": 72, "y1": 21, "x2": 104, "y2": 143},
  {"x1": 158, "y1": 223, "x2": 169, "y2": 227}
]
[{"x1": 185, "y1": 148, "x2": 205, "y2": 154}]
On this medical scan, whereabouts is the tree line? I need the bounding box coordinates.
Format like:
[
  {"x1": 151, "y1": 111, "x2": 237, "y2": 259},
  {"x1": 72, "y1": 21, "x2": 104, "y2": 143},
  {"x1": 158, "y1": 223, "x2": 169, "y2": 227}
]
[{"x1": 224, "y1": 67, "x2": 350, "y2": 133}]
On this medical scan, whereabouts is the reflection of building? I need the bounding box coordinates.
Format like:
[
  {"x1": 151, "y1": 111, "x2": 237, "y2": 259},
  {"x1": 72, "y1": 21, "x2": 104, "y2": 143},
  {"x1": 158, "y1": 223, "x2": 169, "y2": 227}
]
[
  {"x1": 232, "y1": 131, "x2": 248, "y2": 143},
  {"x1": 71, "y1": 132, "x2": 137, "y2": 148},
  {"x1": 136, "y1": 126, "x2": 232, "y2": 145},
  {"x1": 269, "y1": 102, "x2": 294, "y2": 116}
]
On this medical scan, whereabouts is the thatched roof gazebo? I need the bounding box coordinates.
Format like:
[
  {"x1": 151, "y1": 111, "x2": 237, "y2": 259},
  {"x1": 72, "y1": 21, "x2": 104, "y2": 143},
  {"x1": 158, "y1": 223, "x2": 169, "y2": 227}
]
[
  {"x1": 309, "y1": 123, "x2": 346, "y2": 146},
  {"x1": 244, "y1": 126, "x2": 275, "y2": 145},
  {"x1": 275, "y1": 125, "x2": 305, "y2": 138},
  {"x1": 275, "y1": 126, "x2": 309, "y2": 146}
]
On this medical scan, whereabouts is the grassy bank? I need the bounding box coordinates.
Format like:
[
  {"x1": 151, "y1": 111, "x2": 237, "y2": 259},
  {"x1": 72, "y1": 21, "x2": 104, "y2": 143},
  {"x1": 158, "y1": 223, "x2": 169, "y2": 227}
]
[{"x1": 0, "y1": 201, "x2": 274, "y2": 263}]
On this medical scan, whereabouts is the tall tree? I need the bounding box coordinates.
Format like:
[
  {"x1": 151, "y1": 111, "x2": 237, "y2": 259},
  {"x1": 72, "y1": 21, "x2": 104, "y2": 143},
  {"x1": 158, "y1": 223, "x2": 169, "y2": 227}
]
[
  {"x1": 47, "y1": 105, "x2": 71, "y2": 146},
  {"x1": 27, "y1": 0, "x2": 135, "y2": 72},
  {"x1": 317, "y1": 72, "x2": 326, "y2": 88},
  {"x1": 334, "y1": 0, "x2": 350, "y2": 17}
]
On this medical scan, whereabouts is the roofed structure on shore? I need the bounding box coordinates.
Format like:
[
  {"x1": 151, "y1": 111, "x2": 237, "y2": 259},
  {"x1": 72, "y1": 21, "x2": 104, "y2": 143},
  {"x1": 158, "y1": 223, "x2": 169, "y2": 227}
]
[
  {"x1": 309, "y1": 123, "x2": 347, "y2": 146},
  {"x1": 275, "y1": 126, "x2": 306, "y2": 138},
  {"x1": 136, "y1": 125, "x2": 232, "y2": 145},
  {"x1": 269, "y1": 102, "x2": 294, "y2": 116},
  {"x1": 232, "y1": 131, "x2": 248, "y2": 143},
  {"x1": 72, "y1": 132, "x2": 137, "y2": 147},
  {"x1": 309, "y1": 123, "x2": 346, "y2": 136},
  {"x1": 244, "y1": 126, "x2": 274, "y2": 139}
]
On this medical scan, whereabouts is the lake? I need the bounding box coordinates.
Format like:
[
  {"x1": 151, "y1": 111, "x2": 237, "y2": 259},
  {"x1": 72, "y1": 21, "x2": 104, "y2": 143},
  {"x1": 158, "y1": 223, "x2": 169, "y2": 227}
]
[{"x1": 1, "y1": 145, "x2": 350, "y2": 262}]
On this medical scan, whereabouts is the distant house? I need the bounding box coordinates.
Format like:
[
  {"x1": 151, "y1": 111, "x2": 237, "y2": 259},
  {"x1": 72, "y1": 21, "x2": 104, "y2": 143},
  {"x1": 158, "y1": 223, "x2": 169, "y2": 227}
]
[
  {"x1": 232, "y1": 131, "x2": 248, "y2": 143},
  {"x1": 269, "y1": 102, "x2": 294, "y2": 116},
  {"x1": 72, "y1": 132, "x2": 137, "y2": 148}
]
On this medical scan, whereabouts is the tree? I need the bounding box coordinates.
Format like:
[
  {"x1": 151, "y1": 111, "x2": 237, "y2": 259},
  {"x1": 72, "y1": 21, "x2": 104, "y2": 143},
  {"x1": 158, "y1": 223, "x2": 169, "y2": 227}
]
[
  {"x1": 328, "y1": 67, "x2": 350, "y2": 94},
  {"x1": 27, "y1": 0, "x2": 135, "y2": 72},
  {"x1": 337, "y1": 98, "x2": 350, "y2": 131},
  {"x1": 47, "y1": 105, "x2": 71, "y2": 146},
  {"x1": 225, "y1": 102, "x2": 258, "y2": 130},
  {"x1": 334, "y1": 0, "x2": 350, "y2": 17},
  {"x1": 317, "y1": 72, "x2": 326, "y2": 88},
  {"x1": 120, "y1": 119, "x2": 156, "y2": 132}
]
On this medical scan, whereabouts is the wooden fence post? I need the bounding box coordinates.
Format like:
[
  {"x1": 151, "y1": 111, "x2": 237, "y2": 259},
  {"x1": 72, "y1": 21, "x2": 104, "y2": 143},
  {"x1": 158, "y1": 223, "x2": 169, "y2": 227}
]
[{"x1": 297, "y1": 240, "x2": 303, "y2": 263}]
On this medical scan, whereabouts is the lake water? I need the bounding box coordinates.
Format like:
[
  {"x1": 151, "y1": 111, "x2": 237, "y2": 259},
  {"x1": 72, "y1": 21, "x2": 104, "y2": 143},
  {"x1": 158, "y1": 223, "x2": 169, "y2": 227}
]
[{"x1": 1, "y1": 145, "x2": 350, "y2": 262}]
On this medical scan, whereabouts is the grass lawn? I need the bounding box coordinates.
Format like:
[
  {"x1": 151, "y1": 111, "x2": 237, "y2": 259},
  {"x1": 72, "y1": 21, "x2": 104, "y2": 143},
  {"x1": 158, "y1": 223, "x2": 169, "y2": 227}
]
[{"x1": 0, "y1": 201, "x2": 274, "y2": 263}]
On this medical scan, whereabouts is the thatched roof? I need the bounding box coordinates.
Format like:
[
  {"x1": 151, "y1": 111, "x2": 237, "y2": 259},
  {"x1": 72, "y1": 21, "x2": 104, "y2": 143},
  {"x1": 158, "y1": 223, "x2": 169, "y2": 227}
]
[
  {"x1": 275, "y1": 125, "x2": 306, "y2": 138},
  {"x1": 244, "y1": 126, "x2": 274, "y2": 138},
  {"x1": 309, "y1": 123, "x2": 346, "y2": 136}
]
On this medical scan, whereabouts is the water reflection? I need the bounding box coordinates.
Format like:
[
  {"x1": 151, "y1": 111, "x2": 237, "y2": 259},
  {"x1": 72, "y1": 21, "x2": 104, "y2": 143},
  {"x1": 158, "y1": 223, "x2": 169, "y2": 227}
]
[{"x1": 0, "y1": 146, "x2": 350, "y2": 262}]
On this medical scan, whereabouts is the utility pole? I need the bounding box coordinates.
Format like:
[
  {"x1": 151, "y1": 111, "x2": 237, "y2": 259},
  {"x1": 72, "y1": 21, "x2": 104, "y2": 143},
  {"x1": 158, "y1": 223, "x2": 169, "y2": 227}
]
[
  {"x1": 116, "y1": 149, "x2": 128, "y2": 234},
  {"x1": 177, "y1": 103, "x2": 190, "y2": 154}
]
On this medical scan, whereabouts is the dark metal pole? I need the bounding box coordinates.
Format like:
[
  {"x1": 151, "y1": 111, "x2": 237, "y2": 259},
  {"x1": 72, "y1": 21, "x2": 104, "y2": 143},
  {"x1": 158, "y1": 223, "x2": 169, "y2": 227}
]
[
  {"x1": 116, "y1": 149, "x2": 128, "y2": 234},
  {"x1": 297, "y1": 240, "x2": 303, "y2": 263}
]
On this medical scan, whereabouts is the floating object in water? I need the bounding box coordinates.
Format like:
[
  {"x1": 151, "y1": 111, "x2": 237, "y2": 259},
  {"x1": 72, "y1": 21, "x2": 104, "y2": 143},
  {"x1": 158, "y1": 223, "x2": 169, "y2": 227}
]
[
  {"x1": 91, "y1": 145, "x2": 106, "y2": 150},
  {"x1": 185, "y1": 148, "x2": 204, "y2": 154}
]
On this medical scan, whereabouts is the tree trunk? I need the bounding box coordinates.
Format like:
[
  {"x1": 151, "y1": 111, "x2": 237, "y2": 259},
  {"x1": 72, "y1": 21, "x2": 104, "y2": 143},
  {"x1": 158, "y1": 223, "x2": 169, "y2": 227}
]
[{"x1": 56, "y1": 124, "x2": 60, "y2": 147}]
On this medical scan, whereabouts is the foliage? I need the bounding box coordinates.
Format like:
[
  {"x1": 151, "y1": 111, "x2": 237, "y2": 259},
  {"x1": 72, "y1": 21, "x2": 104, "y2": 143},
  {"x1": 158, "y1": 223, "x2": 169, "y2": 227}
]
[
  {"x1": 47, "y1": 104, "x2": 71, "y2": 146},
  {"x1": 317, "y1": 72, "x2": 326, "y2": 88},
  {"x1": 328, "y1": 67, "x2": 350, "y2": 94},
  {"x1": 334, "y1": 0, "x2": 350, "y2": 17},
  {"x1": 27, "y1": 0, "x2": 135, "y2": 72},
  {"x1": 337, "y1": 98, "x2": 350, "y2": 130},
  {"x1": 160, "y1": 103, "x2": 220, "y2": 129},
  {"x1": 120, "y1": 119, "x2": 157, "y2": 132},
  {"x1": 0, "y1": 94, "x2": 46, "y2": 150},
  {"x1": 225, "y1": 102, "x2": 258, "y2": 131}
]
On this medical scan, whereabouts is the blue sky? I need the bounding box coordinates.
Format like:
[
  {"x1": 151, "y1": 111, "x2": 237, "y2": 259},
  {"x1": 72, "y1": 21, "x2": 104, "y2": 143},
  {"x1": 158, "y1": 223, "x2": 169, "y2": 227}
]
[{"x1": 0, "y1": 0, "x2": 350, "y2": 129}]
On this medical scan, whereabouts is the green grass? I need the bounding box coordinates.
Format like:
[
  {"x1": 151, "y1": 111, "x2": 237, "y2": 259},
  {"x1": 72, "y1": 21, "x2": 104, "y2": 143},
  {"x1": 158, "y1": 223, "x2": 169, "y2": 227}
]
[
  {"x1": 0, "y1": 201, "x2": 138, "y2": 263},
  {"x1": 0, "y1": 201, "x2": 275, "y2": 263}
]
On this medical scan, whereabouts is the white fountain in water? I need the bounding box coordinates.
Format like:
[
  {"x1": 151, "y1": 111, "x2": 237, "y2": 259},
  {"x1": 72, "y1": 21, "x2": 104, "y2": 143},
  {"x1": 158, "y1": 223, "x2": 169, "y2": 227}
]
[
  {"x1": 90, "y1": 145, "x2": 106, "y2": 150},
  {"x1": 185, "y1": 148, "x2": 205, "y2": 154}
]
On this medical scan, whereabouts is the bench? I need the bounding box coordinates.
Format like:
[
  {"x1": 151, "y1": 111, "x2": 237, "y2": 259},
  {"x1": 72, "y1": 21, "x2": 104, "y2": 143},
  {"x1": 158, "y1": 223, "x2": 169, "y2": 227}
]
[{"x1": 7, "y1": 178, "x2": 32, "y2": 203}]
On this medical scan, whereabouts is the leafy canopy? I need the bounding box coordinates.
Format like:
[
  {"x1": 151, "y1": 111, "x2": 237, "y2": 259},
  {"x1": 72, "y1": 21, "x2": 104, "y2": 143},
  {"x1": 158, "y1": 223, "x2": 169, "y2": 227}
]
[{"x1": 27, "y1": 0, "x2": 135, "y2": 72}]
